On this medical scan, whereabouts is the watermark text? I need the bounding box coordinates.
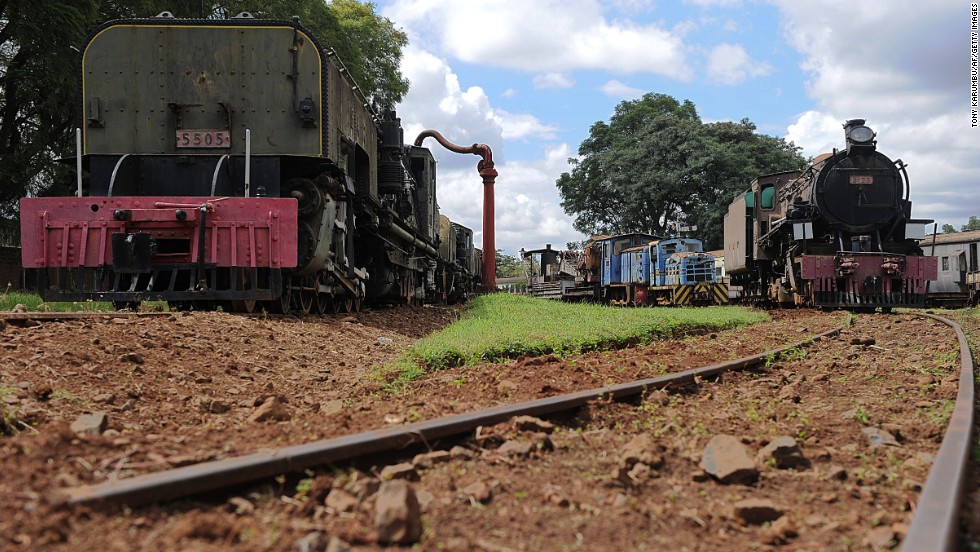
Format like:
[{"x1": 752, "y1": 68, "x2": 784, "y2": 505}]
[{"x1": 972, "y1": 3, "x2": 978, "y2": 126}]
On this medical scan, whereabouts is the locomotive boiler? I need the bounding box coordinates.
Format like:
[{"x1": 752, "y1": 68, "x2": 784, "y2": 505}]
[
  {"x1": 723, "y1": 119, "x2": 936, "y2": 309},
  {"x1": 19, "y1": 12, "x2": 478, "y2": 313}
]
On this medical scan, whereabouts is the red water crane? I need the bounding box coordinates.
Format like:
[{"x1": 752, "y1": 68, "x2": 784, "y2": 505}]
[{"x1": 413, "y1": 130, "x2": 497, "y2": 291}]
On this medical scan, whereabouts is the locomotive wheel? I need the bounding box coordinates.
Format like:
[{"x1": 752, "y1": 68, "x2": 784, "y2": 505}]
[
  {"x1": 335, "y1": 295, "x2": 353, "y2": 313},
  {"x1": 314, "y1": 274, "x2": 331, "y2": 315},
  {"x1": 296, "y1": 221, "x2": 318, "y2": 273},
  {"x1": 315, "y1": 292, "x2": 331, "y2": 315},
  {"x1": 297, "y1": 276, "x2": 315, "y2": 315},
  {"x1": 283, "y1": 178, "x2": 323, "y2": 217},
  {"x1": 269, "y1": 285, "x2": 292, "y2": 314}
]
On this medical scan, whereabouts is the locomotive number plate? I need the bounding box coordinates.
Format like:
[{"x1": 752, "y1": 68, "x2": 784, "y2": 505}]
[
  {"x1": 849, "y1": 175, "x2": 874, "y2": 185},
  {"x1": 176, "y1": 129, "x2": 231, "y2": 148}
]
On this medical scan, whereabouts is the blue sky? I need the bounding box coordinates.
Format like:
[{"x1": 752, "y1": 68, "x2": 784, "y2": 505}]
[{"x1": 375, "y1": 0, "x2": 972, "y2": 256}]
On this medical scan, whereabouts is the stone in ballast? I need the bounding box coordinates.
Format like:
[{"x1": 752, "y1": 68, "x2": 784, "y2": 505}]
[
  {"x1": 700, "y1": 434, "x2": 759, "y2": 484},
  {"x1": 757, "y1": 436, "x2": 808, "y2": 469},
  {"x1": 71, "y1": 412, "x2": 108, "y2": 436},
  {"x1": 374, "y1": 480, "x2": 423, "y2": 545},
  {"x1": 620, "y1": 434, "x2": 664, "y2": 469}
]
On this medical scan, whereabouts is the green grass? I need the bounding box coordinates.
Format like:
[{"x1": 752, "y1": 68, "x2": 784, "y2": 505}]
[
  {"x1": 0, "y1": 291, "x2": 109, "y2": 312},
  {"x1": 398, "y1": 294, "x2": 769, "y2": 372},
  {"x1": 0, "y1": 290, "x2": 166, "y2": 312}
]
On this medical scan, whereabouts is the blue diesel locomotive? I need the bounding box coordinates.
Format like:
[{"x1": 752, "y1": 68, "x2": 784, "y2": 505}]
[
  {"x1": 597, "y1": 233, "x2": 728, "y2": 306},
  {"x1": 522, "y1": 233, "x2": 728, "y2": 306}
]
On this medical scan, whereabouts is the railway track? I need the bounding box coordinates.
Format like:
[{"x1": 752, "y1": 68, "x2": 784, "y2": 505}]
[
  {"x1": 901, "y1": 313, "x2": 975, "y2": 551},
  {"x1": 50, "y1": 313, "x2": 975, "y2": 550}
]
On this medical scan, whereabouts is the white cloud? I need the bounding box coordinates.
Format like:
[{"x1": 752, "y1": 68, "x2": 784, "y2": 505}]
[
  {"x1": 501, "y1": 88, "x2": 517, "y2": 98},
  {"x1": 493, "y1": 144, "x2": 588, "y2": 254},
  {"x1": 607, "y1": 0, "x2": 658, "y2": 13},
  {"x1": 785, "y1": 111, "x2": 846, "y2": 157},
  {"x1": 491, "y1": 110, "x2": 560, "y2": 141},
  {"x1": 394, "y1": 45, "x2": 584, "y2": 255},
  {"x1": 706, "y1": 43, "x2": 773, "y2": 85},
  {"x1": 382, "y1": 0, "x2": 692, "y2": 80},
  {"x1": 396, "y1": 45, "x2": 560, "y2": 162},
  {"x1": 397, "y1": 46, "x2": 503, "y2": 170},
  {"x1": 599, "y1": 80, "x2": 646, "y2": 99},
  {"x1": 430, "y1": 144, "x2": 587, "y2": 256},
  {"x1": 686, "y1": 0, "x2": 742, "y2": 7},
  {"x1": 773, "y1": 0, "x2": 977, "y2": 229},
  {"x1": 532, "y1": 72, "x2": 574, "y2": 90}
]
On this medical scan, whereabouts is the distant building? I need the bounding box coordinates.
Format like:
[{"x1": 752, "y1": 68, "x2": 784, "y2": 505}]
[
  {"x1": 919, "y1": 231, "x2": 980, "y2": 306},
  {"x1": 496, "y1": 276, "x2": 526, "y2": 294}
]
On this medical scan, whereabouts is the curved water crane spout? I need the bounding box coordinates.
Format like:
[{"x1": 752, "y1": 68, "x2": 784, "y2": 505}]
[{"x1": 414, "y1": 130, "x2": 498, "y2": 291}]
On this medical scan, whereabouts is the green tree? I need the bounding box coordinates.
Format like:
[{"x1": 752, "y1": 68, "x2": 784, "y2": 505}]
[
  {"x1": 556, "y1": 93, "x2": 805, "y2": 249},
  {"x1": 315, "y1": 0, "x2": 409, "y2": 108},
  {"x1": 942, "y1": 223, "x2": 958, "y2": 234},
  {"x1": 961, "y1": 216, "x2": 980, "y2": 232},
  {"x1": 557, "y1": 93, "x2": 700, "y2": 239},
  {"x1": 495, "y1": 249, "x2": 522, "y2": 278},
  {"x1": 1, "y1": 1, "x2": 98, "y2": 209}
]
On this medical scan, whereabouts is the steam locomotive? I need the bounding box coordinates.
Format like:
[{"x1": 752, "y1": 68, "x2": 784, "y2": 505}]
[
  {"x1": 19, "y1": 13, "x2": 480, "y2": 313},
  {"x1": 522, "y1": 234, "x2": 728, "y2": 306},
  {"x1": 723, "y1": 119, "x2": 936, "y2": 309}
]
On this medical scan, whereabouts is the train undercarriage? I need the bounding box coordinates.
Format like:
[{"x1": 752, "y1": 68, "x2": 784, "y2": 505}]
[{"x1": 731, "y1": 251, "x2": 935, "y2": 310}]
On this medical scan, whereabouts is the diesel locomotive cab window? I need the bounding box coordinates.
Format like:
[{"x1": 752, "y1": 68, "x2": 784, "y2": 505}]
[{"x1": 613, "y1": 239, "x2": 631, "y2": 256}]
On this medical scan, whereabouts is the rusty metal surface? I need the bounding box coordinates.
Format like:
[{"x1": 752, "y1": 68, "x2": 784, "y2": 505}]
[
  {"x1": 901, "y1": 313, "x2": 975, "y2": 552},
  {"x1": 60, "y1": 325, "x2": 844, "y2": 508},
  {"x1": 19, "y1": 196, "x2": 298, "y2": 269}
]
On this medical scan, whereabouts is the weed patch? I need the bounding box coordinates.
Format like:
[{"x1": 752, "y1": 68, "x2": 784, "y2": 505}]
[{"x1": 398, "y1": 295, "x2": 768, "y2": 375}]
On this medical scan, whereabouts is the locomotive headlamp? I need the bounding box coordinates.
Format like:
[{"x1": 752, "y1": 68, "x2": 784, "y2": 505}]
[
  {"x1": 848, "y1": 125, "x2": 875, "y2": 144},
  {"x1": 843, "y1": 119, "x2": 876, "y2": 155}
]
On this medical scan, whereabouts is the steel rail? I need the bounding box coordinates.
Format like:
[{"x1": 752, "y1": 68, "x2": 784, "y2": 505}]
[
  {"x1": 59, "y1": 325, "x2": 845, "y2": 508},
  {"x1": 901, "y1": 313, "x2": 975, "y2": 552}
]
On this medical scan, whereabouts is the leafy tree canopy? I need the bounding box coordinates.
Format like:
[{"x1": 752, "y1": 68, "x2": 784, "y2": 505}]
[
  {"x1": 495, "y1": 249, "x2": 523, "y2": 278},
  {"x1": 556, "y1": 93, "x2": 806, "y2": 249},
  {"x1": 944, "y1": 217, "x2": 980, "y2": 233},
  {"x1": 1, "y1": 0, "x2": 407, "y2": 211}
]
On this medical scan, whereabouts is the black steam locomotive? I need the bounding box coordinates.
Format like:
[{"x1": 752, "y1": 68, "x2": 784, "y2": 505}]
[
  {"x1": 723, "y1": 119, "x2": 936, "y2": 309},
  {"x1": 19, "y1": 13, "x2": 480, "y2": 313}
]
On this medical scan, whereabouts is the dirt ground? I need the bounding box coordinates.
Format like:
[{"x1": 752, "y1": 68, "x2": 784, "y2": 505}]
[{"x1": 0, "y1": 306, "x2": 971, "y2": 551}]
